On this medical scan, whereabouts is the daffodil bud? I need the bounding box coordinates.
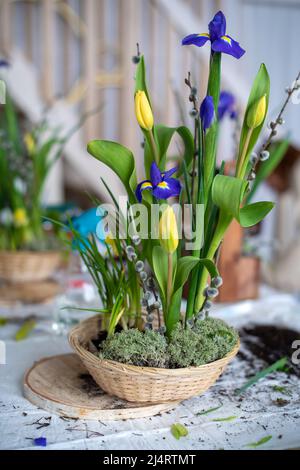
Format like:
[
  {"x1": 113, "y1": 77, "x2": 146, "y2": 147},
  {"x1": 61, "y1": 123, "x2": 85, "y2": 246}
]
[
  {"x1": 24, "y1": 133, "x2": 35, "y2": 155},
  {"x1": 135, "y1": 91, "x2": 154, "y2": 131},
  {"x1": 13, "y1": 208, "x2": 28, "y2": 228},
  {"x1": 105, "y1": 234, "x2": 118, "y2": 257},
  {"x1": 247, "y1": 95, "x2": 267, "y2": 129},
  {"x1": 159, "y1": 206, "x2": 179, "y2": 254}
]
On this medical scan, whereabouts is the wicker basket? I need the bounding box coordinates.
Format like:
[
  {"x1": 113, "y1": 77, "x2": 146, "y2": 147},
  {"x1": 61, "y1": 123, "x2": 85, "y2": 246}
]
[
  {"x1": 69, "y1": 315, "x2": 240, "y2": 404},
  {"x1": 0, "y1": 251, "x2": 62, "y2": 283}
]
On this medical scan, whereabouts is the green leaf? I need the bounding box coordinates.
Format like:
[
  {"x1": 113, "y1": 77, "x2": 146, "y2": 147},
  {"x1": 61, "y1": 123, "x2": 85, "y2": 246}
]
[
  {"x1": 212, "y1": 416, "x2": 237, "y2": 422},
  {"x1": 212, "y1": 175, "x2": 274, "y2": 228},
  {"x1": 272, "y1": 385, "x2": 292, "y2": 396},
  {"x1": 144, "y1": 124, "x2": 194, "y2": 176},
  {"x1": 173, "y1": 256, "x2": 219, "y2": 296},
  {"x1": 15, "y1": 319, "x2": 36, "y2": 341},
  {"x1": 197, "y1": 405, "x2": 223, "y2": 416},
  {"x1": 152, "y1": 246, "x2": 169, "y2": 303},
  {"x1": 238, "y1": 64, "x2": 270, "y2": 166},
  {"x1": 171, "y1": 423, "x2": 189, "y2": 440},
  {"x1": 135, "y1": 55, "x2": 151, "y2": 105},
  {"x1": 247, "y1": 139, "x2": 290, "y2": 203},
  {"x1": 235, "y1": 357, "x2": 288, "y2": 395},
  {"x1": 87, "y1": 140, "x2": 137, "y2": 203},
  {"x1": 204, "y1": 52, "x2": 221, "y2": 202},
  {"x1": 166, "y1": 288, "x2": 182, "y2": 336},
  {"x1": 245, "y1": 435, "x2": 272, "y2": 448}
]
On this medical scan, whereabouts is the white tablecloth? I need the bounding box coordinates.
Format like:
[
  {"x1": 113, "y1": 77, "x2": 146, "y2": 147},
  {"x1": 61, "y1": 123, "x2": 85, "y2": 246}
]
[{"x1": 1, "y1": 287, "x2": 300, "y2": 450}]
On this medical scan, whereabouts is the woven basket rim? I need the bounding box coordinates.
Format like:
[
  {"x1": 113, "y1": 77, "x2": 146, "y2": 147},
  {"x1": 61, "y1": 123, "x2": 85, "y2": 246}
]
[{"x1": 69, "y1": 314, "x2": 240, "y2": 377}]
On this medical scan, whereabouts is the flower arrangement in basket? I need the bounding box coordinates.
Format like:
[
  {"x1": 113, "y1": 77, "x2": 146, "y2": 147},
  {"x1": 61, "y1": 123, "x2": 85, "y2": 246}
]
[
  {"x1": 68, "y1": 11, "x2": 296, "y2": 404},
  {"x1": 0, "y1": 89, "x2": 90, "y2": 284}
]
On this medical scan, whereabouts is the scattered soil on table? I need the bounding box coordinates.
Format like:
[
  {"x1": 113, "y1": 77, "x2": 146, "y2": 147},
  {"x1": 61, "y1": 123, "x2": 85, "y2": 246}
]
[
  {"x1": 239, "y1": 325, "x2": 300, "y2": 378},
  {"x1": 78, "y1": 373, "x2": 105, "y2": 398}
]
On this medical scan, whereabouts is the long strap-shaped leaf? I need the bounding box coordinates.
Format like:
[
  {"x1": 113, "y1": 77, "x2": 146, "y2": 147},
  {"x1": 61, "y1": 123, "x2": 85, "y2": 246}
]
[{"x1": 212, "y1": 175, "x2": 274, "y2": 228}]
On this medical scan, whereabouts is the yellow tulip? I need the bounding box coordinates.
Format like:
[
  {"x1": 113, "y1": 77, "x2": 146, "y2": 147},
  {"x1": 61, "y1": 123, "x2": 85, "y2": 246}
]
[
  {"x1": 24, "y1": 133, "x2": 35, "y2": 155},
  {"x1": 159, "y1": 206, "x2": 179, "y2": 254},
  {"x1": 135, "y1": 91, "x2": 154, "y2": 131},
  {"x1": 13, "y1": 208, "x2": 28, "y2": 228},
  {"x1": 247, "y1": 94, "x2": 267, "y2": 129}
]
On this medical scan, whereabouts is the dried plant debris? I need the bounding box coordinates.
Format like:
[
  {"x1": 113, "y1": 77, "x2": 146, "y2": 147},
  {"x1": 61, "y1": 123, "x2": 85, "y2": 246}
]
[
  {"x1": 272, "y1": 385, "x2": 292, "y2": 396},
  {"x1": 197, "y1": 405, "x2": 223, "y2": 416},
  {"x1": 26, "y1": 417, "x2": 51, "y2": 430},
  {"x1": 171, "y1": 423, "x2": 189, "y2": 440},
  {"x1": 235, "y1": 357, "x2": 288, "y2": 395},
  {"x1": 245, "y1": 435, "x2": 272, "y2": 448},
  {"x1": 212, "y1": 416, "x2": 237, "y2": 423}
]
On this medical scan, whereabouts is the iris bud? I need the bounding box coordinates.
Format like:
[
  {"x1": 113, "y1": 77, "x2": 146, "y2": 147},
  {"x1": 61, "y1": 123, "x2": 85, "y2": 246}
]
[
  {"x1": 247, "y1": 95, "x2": 267, "y2": 129},
  {"x1": 135, "y1": 91, "x2": 154, "y2": 131},
  {"x1": 159, "y1": 206, "x2": 179, "y2": 254}
]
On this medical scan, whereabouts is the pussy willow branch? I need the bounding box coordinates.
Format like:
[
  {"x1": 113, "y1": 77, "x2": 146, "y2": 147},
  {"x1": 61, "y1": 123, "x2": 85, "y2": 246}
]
[{"x1": 185, "y1": 72, "x2": 199, "y2": 203}]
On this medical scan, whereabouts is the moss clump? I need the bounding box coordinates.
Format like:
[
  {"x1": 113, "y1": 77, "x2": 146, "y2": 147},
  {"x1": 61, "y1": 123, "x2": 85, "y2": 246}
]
[
  {"x1": 168, "y1": 317, "x2": 239, "y2": 368},
  {"x1": 99, "y1": 317, "x2": 238, "y2": 369},
  {"x1": 99, "y1": 328, "x2": 169, "y2": 368}
]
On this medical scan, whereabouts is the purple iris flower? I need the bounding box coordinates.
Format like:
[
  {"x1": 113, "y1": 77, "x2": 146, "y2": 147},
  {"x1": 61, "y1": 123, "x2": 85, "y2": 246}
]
[
  {"x1": 182, "y1": 11, "x2": 245, "y2": 60},
  {"x1": 218, "y1": 91, "x2": 237, "y2": 120},
  {"x1": 0, "y1": 59, "x2": 9, "y2": 67},
  {"x1": 136, "y1": 162, "x2": 181, "y2": 202},
  {"x1": 200, "y1": 96, "x2": 215, "y2": 131}
]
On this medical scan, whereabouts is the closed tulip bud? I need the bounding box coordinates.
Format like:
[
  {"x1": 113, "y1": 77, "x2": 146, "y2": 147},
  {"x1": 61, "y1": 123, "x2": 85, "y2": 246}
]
[
  {"x1": 159, "y1": 206, "x2": 179, "y2": 254},
  {"x1": 135, "y1": 91, "x2": 154, "y2": 131},
  {"x1": 247, "y1": 95, "x2": 267, "y2": 129}
]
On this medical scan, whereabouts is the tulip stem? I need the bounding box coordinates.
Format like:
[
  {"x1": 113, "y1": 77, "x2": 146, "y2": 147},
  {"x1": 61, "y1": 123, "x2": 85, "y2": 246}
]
[
  {"x1": 149, "y1": 130, "x2": 159, "y2": 165},
  {"x1": 167, "y1": 253, "x2": 173, "y2": 309},
  {"x1": 236, "y1": 128, "x2": 253, "y2": 179}
]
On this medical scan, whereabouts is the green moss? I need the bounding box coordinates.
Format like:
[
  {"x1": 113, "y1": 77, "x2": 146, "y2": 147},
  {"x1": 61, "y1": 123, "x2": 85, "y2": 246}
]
[
  {"x1": 168, "y1": 317, "x2": 239, "y2": 368},
  {"x1": 99, "y1": 328, "x2": 169, "y2": 368},
  {"x1": 99, "y1": 317, "x2": 239, "y2": 369}
]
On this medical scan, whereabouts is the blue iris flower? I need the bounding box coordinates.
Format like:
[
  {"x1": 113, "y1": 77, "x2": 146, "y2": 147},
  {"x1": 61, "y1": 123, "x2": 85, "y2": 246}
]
[
  {"x1": 136, "y1": 162, "x2": 181, "y2": 202},
  {"x1": 218, "y1": 91, "x2": 237, "y2": 120},
  {"x1": 182, "y1": 11, "x2": 245, "y2": 60},
  {"x1": 0, "y1": 59, "x2": 9, "y2": 67},
  {"x1": 200, "y1": 96, "x2": 215, "y2": 131}
]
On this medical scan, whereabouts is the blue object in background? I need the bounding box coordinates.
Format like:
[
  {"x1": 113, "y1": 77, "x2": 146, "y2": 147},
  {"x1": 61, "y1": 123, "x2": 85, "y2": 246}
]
[{"x1": 71, "y1": 207, "x2": 106, "y2": 248}]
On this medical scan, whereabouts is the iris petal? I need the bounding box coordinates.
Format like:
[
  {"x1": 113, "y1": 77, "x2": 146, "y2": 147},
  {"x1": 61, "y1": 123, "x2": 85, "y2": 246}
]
[
  {"x1": 153, "y1": 178, "x2": 181, "y2": 200},
  {"x1": 182, "y1": 33, "x2": 210, "y2": 47},
  {"x1": 218, "y1": 91, "x2": 236, "y2": 120},
  {"x1": 162, "y1": 167, "x2": 178, "y2": 178},
  {"x1": 208, "y1": 11, "x2": 226, "y2": 42},
  {"x1": 212, "y1": 35, "x2": 245, "y2": 59},
  {"x1": 150, "y1": 162, "x2": 163, "y2": 186},
  {"x1": 135, "y1": 180, "x2": 153, "y2": 202}
]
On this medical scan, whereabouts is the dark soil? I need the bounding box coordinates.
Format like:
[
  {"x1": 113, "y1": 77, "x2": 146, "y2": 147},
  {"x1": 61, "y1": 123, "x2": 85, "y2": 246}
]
[{"x1": 239, "y1": 325, "x2": 300, "y2": 378}]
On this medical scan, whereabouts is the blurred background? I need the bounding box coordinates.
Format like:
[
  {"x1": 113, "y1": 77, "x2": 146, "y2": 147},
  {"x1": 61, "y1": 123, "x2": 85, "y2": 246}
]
[{"x1": 0, "y1": 0, "x2": 300, "y2": 294}]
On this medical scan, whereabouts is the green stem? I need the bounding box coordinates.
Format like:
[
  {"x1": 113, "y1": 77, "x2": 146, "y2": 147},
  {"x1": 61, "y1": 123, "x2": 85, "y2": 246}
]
[
  {"x1": 149, "y1": 129, "x2": 159, "y2": 165},
  {"x1": 167, "y1": 253, "x2": 173, "y2": 309},
  {"x1": 194, "y1": 213, "x2": 232, "y2": 313},
  {"x1": 236, "y1": 128, "x2": 253, "y2": 179}
]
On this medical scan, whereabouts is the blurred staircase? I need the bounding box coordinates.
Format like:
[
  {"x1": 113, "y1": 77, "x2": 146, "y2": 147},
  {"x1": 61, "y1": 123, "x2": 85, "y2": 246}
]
[{"x1": 0, "y1": 0, "x2": 248, "y2": 203}]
